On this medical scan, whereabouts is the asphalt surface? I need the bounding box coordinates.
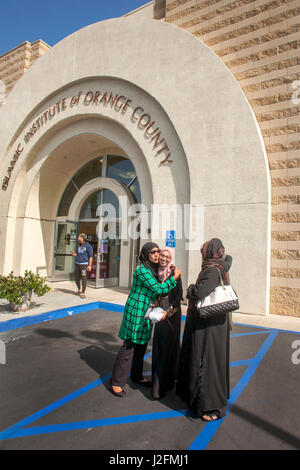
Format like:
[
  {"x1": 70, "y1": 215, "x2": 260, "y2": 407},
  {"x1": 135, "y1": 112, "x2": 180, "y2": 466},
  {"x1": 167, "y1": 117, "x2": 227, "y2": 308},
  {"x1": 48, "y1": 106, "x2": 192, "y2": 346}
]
[{"x1": 0, "y1": 307, "x2": 299, "y2": 450}]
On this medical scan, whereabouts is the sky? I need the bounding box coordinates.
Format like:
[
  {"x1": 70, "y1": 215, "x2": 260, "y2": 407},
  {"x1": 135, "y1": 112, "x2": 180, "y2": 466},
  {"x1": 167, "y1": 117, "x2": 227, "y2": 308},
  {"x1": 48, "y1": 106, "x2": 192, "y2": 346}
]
[{"x1": 0, "y1": 0, "x2": 149, "y2": 56}]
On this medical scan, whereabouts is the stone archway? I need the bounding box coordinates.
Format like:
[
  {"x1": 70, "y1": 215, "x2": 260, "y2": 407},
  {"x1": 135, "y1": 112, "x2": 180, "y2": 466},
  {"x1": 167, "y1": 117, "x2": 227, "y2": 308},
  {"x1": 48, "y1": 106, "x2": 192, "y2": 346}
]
[
  {"x1": 0, "y1": 17, "x2": 271, "y2": 314},
  {"x1": 68, "y1": 177, "x2": 135, "y2": 220},
  {"x1": 2, "y1": 76, "x2": 190, "y2": 288}
]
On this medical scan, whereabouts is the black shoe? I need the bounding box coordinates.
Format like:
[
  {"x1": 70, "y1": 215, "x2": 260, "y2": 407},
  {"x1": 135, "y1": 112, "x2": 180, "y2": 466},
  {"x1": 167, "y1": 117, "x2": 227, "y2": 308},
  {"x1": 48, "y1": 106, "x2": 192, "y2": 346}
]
[
  {"x1": 131, "y1": 378, "x2": 152, "y2": 387},
  {"x1": 151, "y1": 394, "x2": 160, "y2": 400},
  {"x1": 151, "y1": 391, "x2": 166, "y2": 400},
  {"x1": 187, "y1": 414, "x2": 199, "y2": 422}
]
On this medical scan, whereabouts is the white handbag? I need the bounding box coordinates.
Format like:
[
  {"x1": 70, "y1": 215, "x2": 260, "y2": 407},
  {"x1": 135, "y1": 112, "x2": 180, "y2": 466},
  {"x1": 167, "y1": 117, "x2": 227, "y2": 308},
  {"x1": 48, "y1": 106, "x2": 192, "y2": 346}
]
[
  {"x1": 196, "y1": 268, "x2": 239, "y2": 319},
  {"x1": 144, "y1": 306, "x2": 165, "y2": 323}
]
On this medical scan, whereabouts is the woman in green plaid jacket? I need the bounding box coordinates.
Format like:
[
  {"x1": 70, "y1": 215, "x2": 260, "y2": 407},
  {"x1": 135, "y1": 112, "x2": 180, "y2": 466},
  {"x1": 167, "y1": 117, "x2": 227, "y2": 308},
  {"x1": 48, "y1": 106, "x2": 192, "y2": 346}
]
[{"x1": 110, "y1": 242, "x2": 182, "y2": 397}]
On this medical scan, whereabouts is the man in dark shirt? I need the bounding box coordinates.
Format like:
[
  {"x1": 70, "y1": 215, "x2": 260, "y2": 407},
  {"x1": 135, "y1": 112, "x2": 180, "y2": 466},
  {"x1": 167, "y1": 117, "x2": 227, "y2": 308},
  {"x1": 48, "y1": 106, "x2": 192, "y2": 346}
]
[{"x1": 72, "y1": 233, "x2": 93, "y2": 298}]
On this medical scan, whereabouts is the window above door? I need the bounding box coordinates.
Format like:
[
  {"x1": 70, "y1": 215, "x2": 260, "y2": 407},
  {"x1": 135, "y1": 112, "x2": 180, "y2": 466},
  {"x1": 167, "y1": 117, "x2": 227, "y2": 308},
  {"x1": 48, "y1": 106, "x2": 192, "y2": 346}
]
[{"x1": 57, "y1": 155, "x2": 141, "y2": 217}]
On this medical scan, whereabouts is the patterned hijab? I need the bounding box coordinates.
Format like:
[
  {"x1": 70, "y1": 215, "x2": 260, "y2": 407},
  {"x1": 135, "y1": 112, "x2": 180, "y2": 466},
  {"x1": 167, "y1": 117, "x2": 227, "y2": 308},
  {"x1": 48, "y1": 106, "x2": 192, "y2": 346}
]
[
  {"x1": 139, "y1": 242, "x2": 160, "y2": 280},
  {"x1": 200, "y1": 238, "x2": 229, "y2": 284},
  {"x1": 158, "y1": 247, "x2": 175, "y2": 283}
]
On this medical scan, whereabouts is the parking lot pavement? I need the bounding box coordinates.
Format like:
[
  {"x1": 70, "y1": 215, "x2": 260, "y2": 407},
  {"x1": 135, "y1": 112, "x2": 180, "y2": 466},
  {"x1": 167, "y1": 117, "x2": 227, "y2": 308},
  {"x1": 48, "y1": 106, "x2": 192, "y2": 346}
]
[{"x1": 0, "y1": 306, "x2": 299, "y2": 450}]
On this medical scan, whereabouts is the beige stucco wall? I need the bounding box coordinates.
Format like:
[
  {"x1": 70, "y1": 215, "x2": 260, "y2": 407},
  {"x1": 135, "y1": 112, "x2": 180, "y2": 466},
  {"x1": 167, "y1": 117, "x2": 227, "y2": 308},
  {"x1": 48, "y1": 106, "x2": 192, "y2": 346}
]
[{"x1": 0, "y1": 17, "x2": 270, "y2": 314}]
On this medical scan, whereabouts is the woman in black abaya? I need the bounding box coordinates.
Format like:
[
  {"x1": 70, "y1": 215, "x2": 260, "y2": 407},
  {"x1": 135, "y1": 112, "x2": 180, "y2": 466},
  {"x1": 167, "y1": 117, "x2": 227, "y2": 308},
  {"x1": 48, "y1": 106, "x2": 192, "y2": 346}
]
[
  {"x1": 176, "y1": 238, "x2": 232, "y2": 421},
  {"x1": 151, "y1": 247, "x2": 183, "y2": 400}
]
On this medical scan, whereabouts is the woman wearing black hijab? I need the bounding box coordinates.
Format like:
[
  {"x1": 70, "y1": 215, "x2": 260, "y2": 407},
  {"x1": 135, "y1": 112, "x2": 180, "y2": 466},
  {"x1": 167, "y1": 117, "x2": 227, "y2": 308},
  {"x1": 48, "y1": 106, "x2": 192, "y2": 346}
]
[
  {"x1": 110, "y1": 242, "x2": 182, "y2": 397},
  {"x1": 176, "y1": 238, "x2": 232, "y2": 421},
  {"x1": 151, "y1": 247, "x2": 183, "y2": 400}
]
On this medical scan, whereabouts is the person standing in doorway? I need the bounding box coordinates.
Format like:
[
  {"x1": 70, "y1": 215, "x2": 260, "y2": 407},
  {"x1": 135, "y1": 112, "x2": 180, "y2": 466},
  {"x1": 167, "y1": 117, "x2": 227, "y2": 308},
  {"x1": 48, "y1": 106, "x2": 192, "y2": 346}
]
[{"x1": 71, "y1": 233, "x2": 93, "y2": 299}]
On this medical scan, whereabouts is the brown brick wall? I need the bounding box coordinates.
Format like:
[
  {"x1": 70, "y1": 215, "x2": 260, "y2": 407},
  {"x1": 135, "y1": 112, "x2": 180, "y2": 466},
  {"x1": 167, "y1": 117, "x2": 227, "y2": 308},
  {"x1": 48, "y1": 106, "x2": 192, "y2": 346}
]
[
  {"x1": 154, "y1": 0, "x2": 167, "y2": 18},
  {"x1": 0, "y1": 40, "x2": 50, "y2": 106},
  {"x1": 165, "y1": 0, "x2": 300, "y2": 317}
]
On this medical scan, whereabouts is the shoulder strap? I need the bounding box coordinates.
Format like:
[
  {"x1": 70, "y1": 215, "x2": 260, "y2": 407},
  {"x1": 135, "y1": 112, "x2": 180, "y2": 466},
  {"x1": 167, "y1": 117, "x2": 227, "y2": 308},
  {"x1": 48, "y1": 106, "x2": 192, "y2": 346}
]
[
  {"x1": 199, "y1": 264, "x2": 228, "y2": 287},
  {"x1": 214, "y1": 267, "x2": 223, "y2": 285},
  {"x1": 215, "y1": 266, "x2": 230, "y2": 289}
]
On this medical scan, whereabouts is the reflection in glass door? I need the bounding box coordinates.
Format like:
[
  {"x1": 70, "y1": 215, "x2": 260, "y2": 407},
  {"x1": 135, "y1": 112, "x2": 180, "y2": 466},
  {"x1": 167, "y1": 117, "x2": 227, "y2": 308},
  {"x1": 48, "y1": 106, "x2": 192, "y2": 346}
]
[
  {"x1": 78, "y1": 188, "x2": 122, "y2": 288},
  {"x1": 52, "y1": 221, "x2": 78, "y2": 281},
  {"x1": 96, "y1": 220, "x2": 121, "y2": 288}
]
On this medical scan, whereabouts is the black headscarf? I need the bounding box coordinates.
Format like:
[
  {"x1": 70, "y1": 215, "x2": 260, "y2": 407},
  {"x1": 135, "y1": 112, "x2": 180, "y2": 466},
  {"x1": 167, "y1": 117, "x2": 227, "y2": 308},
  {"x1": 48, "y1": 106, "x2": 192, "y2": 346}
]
[
  {"x1": 200, "y1": 238, "x2": 230, "y2": 284},
  {"x1": 139, "y1": 242, "x2": 160, "y2": 280}
]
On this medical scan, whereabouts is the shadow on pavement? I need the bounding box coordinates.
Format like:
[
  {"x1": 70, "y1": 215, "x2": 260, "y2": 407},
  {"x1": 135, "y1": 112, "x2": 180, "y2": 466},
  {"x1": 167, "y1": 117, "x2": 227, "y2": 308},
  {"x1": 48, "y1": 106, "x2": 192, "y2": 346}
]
[
  {"x1": 78, "y1": 345, "x2": 116, "y2": 381},
  {"x1": 53, "y1": 288, "x2": 79, "y2": 296},
  {"x1": 35, "y1": 328, "x2": 74, "y2": 339},
  {"x1": 34, "y1": 325, "x2": 195, "y2": 419},
  {"x1": 0, "y1": 301, "x2": 43, "y2": 312},
  {"x1": 231, "y1": 404, "x2": 300, "y2": 449},
  {"x1": 35, "y1": 326, "x2": 120, "y2": 389}
]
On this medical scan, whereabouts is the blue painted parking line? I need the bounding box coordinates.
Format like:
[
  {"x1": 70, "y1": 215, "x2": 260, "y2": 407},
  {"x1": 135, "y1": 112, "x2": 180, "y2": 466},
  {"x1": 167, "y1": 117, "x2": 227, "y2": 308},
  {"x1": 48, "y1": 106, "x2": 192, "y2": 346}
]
[
  {"x1": 0, "y1": 346, "x2": 153, "y2": 441},
  {"x1": 1, "y1": 301, "x2": 299, "y2": 336},
  {"x1": 0, "y1": 303, "x2": 291, "y2": 449},
  {"x1": 188, "y1": 330, "x2": 279, "y2": 450},
  {"x1": 0, "y1": 409, "x2": 194, "y2": 440},
  {"x1": 230, "y1": 330, "x2": 273, "y2": 338},
  {"x1": 0, "y1": 329, "x2": 274, "y2": 443},
  {"x1": 230, "y1": 359, "x2": 252, "y2": 367},
  {"x1": 180, "y1": 330, "x2": 273, "y2": 340},
  {"x1": 0, "y1": 301, "x2": 124, "y2": 333},
  {"x1": 233, "y1": 322, "x2": 300, "y2": 335},
  {"x1": 0, "y1": 373, "x2": 112, "y2": 441}
]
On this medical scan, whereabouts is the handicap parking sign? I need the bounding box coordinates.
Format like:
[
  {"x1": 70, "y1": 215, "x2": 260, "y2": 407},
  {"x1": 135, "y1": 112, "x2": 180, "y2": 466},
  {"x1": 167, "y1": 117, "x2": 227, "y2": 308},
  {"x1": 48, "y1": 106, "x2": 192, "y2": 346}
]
[{"x1": 166, "y1": 230, "x2": 176, "y2": 248}]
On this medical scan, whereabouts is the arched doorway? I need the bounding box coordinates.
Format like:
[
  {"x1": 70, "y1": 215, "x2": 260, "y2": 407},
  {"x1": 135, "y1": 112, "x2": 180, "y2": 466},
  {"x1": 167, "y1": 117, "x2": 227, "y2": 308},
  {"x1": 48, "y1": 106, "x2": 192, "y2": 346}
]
[
  {"x1": 53, "y1": 155, "x2": 140, "y2": 288},
  {"x1": 0, "y1": 17, "x2": 271, "y2": 314}
]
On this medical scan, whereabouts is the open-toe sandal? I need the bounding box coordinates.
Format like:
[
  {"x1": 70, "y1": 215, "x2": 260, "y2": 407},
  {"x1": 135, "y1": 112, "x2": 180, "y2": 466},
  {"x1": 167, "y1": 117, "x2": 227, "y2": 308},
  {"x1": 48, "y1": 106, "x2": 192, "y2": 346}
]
[{"x1": 201, "y1": 412, "x2": 219, "y2": 422}]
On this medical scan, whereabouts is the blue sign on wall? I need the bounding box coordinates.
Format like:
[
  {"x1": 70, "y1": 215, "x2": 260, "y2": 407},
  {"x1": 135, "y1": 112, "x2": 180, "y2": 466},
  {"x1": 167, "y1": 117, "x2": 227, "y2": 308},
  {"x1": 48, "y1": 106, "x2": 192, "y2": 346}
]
[{"x1": 166, "y1": 230, "x2": 176, "y2": 248}]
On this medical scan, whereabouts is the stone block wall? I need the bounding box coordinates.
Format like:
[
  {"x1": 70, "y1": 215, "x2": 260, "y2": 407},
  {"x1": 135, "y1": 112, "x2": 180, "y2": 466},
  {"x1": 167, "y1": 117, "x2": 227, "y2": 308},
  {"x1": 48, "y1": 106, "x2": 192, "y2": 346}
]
[
  {"x1": 159, "y1": 0, "x2": 300, "y2": 316},
  {"x1": 0, "y1": 40, "x2": 50, "y2": 105}
]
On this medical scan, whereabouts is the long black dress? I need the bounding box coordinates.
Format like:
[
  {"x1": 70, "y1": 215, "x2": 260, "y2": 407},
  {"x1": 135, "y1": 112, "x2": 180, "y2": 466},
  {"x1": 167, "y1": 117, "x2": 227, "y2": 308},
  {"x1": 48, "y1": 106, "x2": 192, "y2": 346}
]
[
  {"x1": 176, "y1": 262, "x2": 231, "y2": 418},
  {"x1": 151, "y1": 276, "x2": 183, "y2": 399}
]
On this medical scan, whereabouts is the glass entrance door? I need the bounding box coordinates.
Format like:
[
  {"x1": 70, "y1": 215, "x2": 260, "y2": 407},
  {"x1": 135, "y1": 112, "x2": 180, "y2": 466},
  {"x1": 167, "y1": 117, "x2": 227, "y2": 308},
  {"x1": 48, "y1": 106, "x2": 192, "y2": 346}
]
[
  {"x1": 95, "y1": 220, "x2": 121, "y2": 288},
  {"x1": 52, "y1": 221, "x2": 78, "y2": 281},
  {"x1": 78, "y1": 188, "x2": 122, "y2": 288}
]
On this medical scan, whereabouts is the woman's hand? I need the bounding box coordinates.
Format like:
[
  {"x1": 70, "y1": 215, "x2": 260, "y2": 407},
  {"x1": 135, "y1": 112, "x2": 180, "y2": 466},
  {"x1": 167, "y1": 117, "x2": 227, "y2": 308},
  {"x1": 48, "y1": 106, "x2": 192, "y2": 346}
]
[
  {"x1": 186, "y1": 284, "x2": 195, "y2": 300},
  {"x1": 170, "y1": 264, "x2": 176, "y2": 275},
  {"x1": 161, "y1": 310, "x2": 167, "y2": 320},
  {"x1": 173, "y1": 267, "x2": 182, "y2": 280}
]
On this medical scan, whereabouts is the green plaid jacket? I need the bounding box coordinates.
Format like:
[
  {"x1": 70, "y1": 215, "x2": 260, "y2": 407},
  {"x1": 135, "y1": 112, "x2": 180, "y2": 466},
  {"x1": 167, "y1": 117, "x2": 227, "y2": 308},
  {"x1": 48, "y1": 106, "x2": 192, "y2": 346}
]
[{"x1": 118, "y1": 264, "x2": 177, "y2": 345}]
